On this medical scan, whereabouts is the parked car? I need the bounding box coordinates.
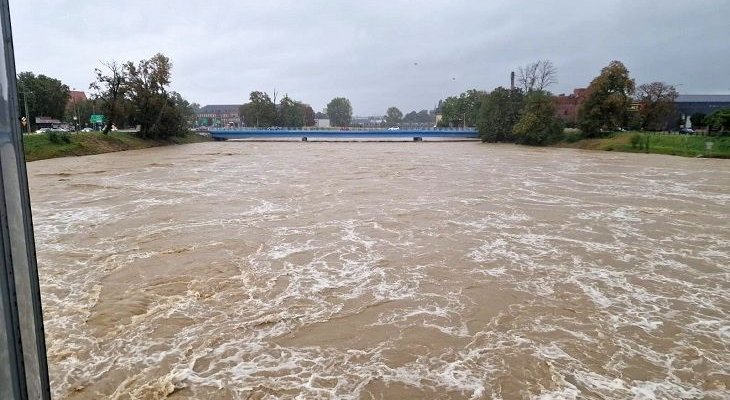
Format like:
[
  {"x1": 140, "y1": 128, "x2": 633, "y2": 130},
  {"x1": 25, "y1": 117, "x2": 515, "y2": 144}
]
[
  {"x1": 388, "y1": 126, "x2": 400, "y2": 130},
  {"x1": 35, "y1": 128, "x2": 49, "y2": 133},
  {"x1": 81, "y1": 127, "x2": 93, "y2": 132},
  {"x1": 679, "y1": 127, "x2": 695, "y2": 134}
]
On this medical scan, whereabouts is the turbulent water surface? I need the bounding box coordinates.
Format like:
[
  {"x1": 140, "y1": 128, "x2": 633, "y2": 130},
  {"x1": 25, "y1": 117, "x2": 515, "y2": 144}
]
[{"x1": 27, "y1": 142, "x2": 729, "y2": 399}]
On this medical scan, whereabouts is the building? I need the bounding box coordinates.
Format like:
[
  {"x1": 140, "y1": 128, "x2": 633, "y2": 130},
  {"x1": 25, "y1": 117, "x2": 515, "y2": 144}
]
[
  {"x1": 553, "y1": 88, "x2": 587, "y2": 125},
  {"x1": 351, "y1": 116, "x2": 384, "y2": 127},
  {"x1": 314, "y1": 118, "x2": 330, "y2": 128},
  {"x1": 197, "y1": 104, "x2": 241, "y2": 127},
  {"x1": 673, "y1": 95, "x2": 730, "y2": 120},
  {"x1": 34, "y1": 117, "x2": 63, "y2": 129},
  {"x1": 68, "y1": 90, "x2": 87, "y2": 104}
]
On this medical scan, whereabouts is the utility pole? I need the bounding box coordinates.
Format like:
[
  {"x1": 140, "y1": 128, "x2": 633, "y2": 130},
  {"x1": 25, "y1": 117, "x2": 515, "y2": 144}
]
[{"x1": 19, "y1": 86, "x2": 30, "y2": 133}]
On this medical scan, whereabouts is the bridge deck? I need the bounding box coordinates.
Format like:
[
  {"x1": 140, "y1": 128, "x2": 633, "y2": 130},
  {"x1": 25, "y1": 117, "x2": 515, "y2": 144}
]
[{"x1": 208, "y1": 128, "x2": 479, "y2": 140}]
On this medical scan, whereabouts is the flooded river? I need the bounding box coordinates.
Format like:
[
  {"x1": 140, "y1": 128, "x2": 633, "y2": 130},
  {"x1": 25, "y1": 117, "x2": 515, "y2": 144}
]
[{"x1": 27, "y1": 142, "x2": 729, "y2": 399}]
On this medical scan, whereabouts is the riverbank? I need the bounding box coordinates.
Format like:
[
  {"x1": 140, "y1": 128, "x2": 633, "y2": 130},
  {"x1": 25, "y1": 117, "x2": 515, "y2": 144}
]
[
  {"x1": 556, "y1": 131, "x2": 730, "y2": 158},
  {"x1": 23, "y1": 131, "x2": 210, "y2": 162}
]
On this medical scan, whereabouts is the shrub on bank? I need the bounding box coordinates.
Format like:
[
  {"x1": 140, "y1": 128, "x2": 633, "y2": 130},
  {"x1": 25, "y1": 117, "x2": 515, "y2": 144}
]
[{"x1": 46, "y1": 131, "x2": 71, "y2": 144}]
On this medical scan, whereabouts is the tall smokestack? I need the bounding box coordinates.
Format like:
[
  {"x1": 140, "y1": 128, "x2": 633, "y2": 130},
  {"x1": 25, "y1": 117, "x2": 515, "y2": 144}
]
[{"x1": 510, "y1": 71, "x2": 515, "y2": 91}]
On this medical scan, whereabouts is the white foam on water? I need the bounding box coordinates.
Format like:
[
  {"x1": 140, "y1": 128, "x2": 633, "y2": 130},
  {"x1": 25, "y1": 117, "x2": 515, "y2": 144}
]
[{"x1": 28, "y1": 143, "x2": 730, "y2": 399}]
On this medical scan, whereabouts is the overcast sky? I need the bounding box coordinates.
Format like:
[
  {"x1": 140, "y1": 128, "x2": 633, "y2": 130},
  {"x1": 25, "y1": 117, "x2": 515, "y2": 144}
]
[{"x1": 10, "y1": 0, "x2": 730, "y2": 116}]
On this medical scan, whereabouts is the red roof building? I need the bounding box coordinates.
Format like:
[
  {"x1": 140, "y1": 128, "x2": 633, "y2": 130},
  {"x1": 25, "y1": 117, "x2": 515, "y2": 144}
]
[
  {"x1": 554, "y1": 88, "x2": 587, "y2": 125},
  {"x1": 68, "y1": 90, "x2": 87, "y2": 104}
]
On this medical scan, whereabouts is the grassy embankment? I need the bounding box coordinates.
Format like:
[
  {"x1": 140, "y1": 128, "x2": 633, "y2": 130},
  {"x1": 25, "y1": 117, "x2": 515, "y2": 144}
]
[
  {"x1": 23, "y1": 131, "x2": 210, "y2": 162},
  {"x1": 557, "y1": 131, "x2": 730, "y2": 158}
]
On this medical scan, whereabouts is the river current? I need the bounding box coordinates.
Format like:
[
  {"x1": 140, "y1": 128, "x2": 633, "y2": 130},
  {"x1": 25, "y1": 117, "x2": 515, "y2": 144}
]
[{"x1": 27, "y1": 142, "x2": 729, "y2": 399}]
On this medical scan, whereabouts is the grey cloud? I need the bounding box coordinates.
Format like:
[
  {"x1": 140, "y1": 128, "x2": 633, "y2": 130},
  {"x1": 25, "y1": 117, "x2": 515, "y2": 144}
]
[{"x1": 10, "y1": 0, "x2": 730, "y2": 115}]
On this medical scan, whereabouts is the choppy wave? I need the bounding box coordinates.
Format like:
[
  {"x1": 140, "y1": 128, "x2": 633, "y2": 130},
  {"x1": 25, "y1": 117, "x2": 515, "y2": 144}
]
[{"x1": 27, "y1": 143, "x2": 730, "y2": 399}]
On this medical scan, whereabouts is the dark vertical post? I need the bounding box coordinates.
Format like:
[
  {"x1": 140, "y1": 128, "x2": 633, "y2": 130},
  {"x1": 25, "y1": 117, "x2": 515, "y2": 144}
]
[{"x1": 0, "y1": 1, "x2": 52, "y2": 399}]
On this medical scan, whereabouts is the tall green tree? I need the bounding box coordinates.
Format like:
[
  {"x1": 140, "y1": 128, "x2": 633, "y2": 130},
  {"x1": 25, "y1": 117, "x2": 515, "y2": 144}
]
[
  {"x1": 476, "y1": 87, "x2": 524, "y2": 142},
  {"x1": 240, "y1": 91, "x2": 277, "y2": 127},
  {"x1": 636, "y1": 81, "x2": 678, "y2": 131},
  {"x1": 326, "y1": 97, "x2": 352, "y2": 127},
  {"x1": 278, "y1": 95, "x2": 305, "y2": 127},
  {"x1": 577, "y1": 60, "x2": 636, "y2": 136},
  {"x1": 439, "y1": 96, "x2": 461, "y2": 127},
  {"x1": 512, "y1": 91, "x2": 564, "y2": 145},
  {"x1": 124, "y1": 53, "x2": 180, "y2": 138},
  {"x1": 17, "y1": 72, "x2": 70, "y2": 130},
  {"x1": 385, "y1": 106, "x2": 403, "y2": 126},
  {"x1": 439, "y1": 89, "x2": 486, "y2": 127}
]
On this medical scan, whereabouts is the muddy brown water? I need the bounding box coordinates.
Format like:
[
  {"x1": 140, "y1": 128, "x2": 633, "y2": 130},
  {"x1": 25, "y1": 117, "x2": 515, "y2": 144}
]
[{"x1": 27, "y1": 142, "x2": 729, "y2": 399}]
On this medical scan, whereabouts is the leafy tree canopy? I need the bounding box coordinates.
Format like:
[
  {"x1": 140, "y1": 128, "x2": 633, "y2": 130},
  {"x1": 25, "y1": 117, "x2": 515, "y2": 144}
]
[
  {"x1": 512, "y1": 90, "x2": 564, "y2": 145},
  {"x1": 636, "y1": 81, "x2": 678, "y2": 131},
  {"x1": 476, "y1": 87, "x2": 524, "y2": 142},
  {"x1": 385, "y1": 106, "x2": 403, "y2": 126},
  {"x1": 578, "y1": 60, "x2": 635, "y2": 137},
  {"x1": 326, "y1": 97, "x2": 352, "y2": 127},
  {"x1": 17, "y1": 72, "x2": 70, "y2": 129}
]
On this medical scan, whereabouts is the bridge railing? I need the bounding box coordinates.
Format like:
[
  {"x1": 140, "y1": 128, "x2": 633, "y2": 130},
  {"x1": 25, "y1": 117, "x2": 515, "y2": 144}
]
[{"x1": 207, "y1": 126, "x2": 477, "y2": 132}]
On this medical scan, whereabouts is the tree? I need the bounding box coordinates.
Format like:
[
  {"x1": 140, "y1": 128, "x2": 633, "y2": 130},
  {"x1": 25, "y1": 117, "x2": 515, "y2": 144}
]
[
  {"x1": 690, "y1": 112, "x2": 706, "y2": 128},
  {"x1": 705, "y1": 109, "x2": 730, "y2": 134},
  {"x1": 403, "y1": 111, "x2": 417, "y2": 123},
  {"x1": 90, "y1": 61, "x2": 126, "y2": 133},
  {"x1": 517, "y1": 60, "x2": 558, "y2": 93},
  {"x1": 512, "y1": 91, "x2": 564, "y2": 145},
  {"x1": 439, "y1": 89, "x2": 486, "y2": 127},
  {"x1": 476, "y1": 87, "x2": 524, "y2": 142},
  {"x1": 278, "y1": 95, "x2": 305, "y2": 127},
  {"x1": 124, "y1": 53, "x2": 178, "y2": 138},
  {"x1": 169, "y1": 92, "x2": 198, "y2": 128},
  {"x1": 240, "y1": 91, "x2": 277, "y2": 127},
  {"x1": 385, "y1": 106, "x2": 403, "y2": 126},
  {"x1": 301, "y1": 104, "x2": 315, "y2": 126},
  {"x1": 578, "y1": 60, "x2": 636, "y2": 136},
  {"x1": 17, "y1": 72, "x2": 70, "y2": 130},
  {"x1": 326, "y1": 97, "x2": 352, "y2": 127},
  {"x1": 636, "y1": 82, "x2": 678, "y2": 131},
  {"x1": 439, "y1": 96, "x2": 461, "y2": 127}
]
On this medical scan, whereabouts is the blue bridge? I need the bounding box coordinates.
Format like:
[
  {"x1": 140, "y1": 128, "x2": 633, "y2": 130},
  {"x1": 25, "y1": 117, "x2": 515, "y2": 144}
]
[{"x1": 208, "y1": 128, "x2": 479, "y2": 141}]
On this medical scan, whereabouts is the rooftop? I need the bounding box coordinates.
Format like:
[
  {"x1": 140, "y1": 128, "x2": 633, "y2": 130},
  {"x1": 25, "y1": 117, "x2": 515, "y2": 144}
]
[
  {"x1": 198, "y1": 104, "x2": 241, "y2": 113},
  {"x1": 68, "y1": 90, "x2": 87, "y2": 103},
  {"x1": 675, "y1": 94, "x2": 730, "y2": 103}
]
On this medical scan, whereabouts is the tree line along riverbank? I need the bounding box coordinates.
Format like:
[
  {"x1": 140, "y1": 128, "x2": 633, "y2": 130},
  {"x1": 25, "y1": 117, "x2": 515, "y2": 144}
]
[
  {"x1": 23, "y1": 131, "x2": 209, "y2": 162},
  {"x1": 558, "y1": 131, "x2": 730, "y2": 159},
  {"x1": 23, "y1": 130, "x2": 729, "y2": 162}
]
